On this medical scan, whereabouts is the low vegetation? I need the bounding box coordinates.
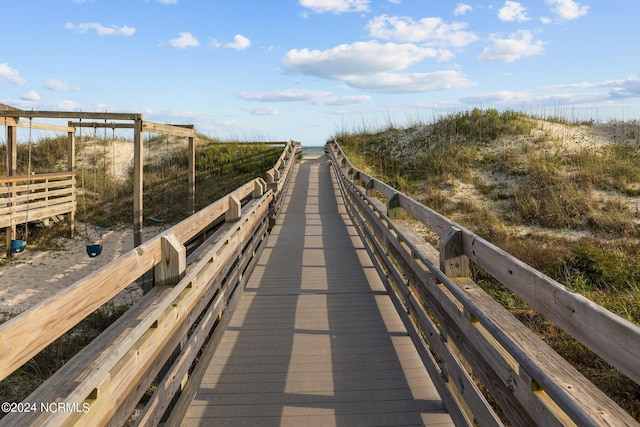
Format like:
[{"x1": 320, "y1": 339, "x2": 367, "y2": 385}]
[{"x1": 335, "y1": 108, "x2": 640, "y2": 418}]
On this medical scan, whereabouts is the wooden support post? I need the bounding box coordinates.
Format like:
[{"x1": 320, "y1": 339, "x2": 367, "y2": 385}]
[
  {"x1": 354, "y1": 171, "x2": 362, "y2": 186},
  {"x1": 6, "y1": 125, "x2": 17, "y2": 258},
  {"x1": 440, "y1": 226, "x2": 470, "y2": 278},
  {"x1": 5, "y1": 227, "x2": 10, "y2": 259},
  {"x1": 225, "y1": 196, "x2": 241, "y2": 223},
  {"x1": 67, "y1": 129, "x2": 76, "y2": 238},
  {"x1": 154, "y1": 234, "x2": 186, "y2": 287},
  {"x1": 387, "y1": 193, "x2": 403, "y2": 220},
  {"x1": 253, "y1": 179, "x2": 266, "y2": 198},
  {"x1": 133, "y1": 117, "x2": 144, "y2": 248},
  {"x1": 188, "y1": 135, "x2": 195, "y2": 214},
  {"x1": 365, "y1": 179, "x2": 375, "y2": 197},
  {"x1": 67, "y1": 129, "x2": 76, "y2": 172},
  {"x1": 341, "y1": 157, "x2": 348, "y2": 170},
  {"x1": 265, "y1": 169, "x2": 275, "y2": 184},
  {"x1": 7, "y1": 125, "x2": 17, "y2": 176}
]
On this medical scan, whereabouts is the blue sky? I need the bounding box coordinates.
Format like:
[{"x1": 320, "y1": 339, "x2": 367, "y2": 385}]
[{"x1": 1, "y1": 0, "x2": 639, "y2": 145}]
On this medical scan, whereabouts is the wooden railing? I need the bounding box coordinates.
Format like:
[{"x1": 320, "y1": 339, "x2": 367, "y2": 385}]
[
  {"x1": 0, "y1": 172, "x2": 76, "y2": 229},
  {"x1": 326, "y1": 140, "x2": 640, "y2": 426},
  {"x1": 0, "y1": 141, "x2": 300, "y2": 426}
]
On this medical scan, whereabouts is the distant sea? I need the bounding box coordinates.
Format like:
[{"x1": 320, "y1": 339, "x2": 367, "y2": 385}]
[{"x1": 301, "y1": 146, "x2": 325, "y2": 158}]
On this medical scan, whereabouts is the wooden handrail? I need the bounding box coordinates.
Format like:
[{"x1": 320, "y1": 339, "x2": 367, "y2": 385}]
[
  {"x1": 326, "y1": 139, "x2": 640, "y2": 426},
  {"x1": 0, "y1": 171, "x2": 76, "y2": 184},
  {"x1": 0, "y1": 141, "x2": 299, "y2": 426}
]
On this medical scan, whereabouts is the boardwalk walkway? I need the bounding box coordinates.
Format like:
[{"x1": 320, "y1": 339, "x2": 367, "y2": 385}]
[{"x1": 182, "y1": 156, "x2": 453, "y2": 426}]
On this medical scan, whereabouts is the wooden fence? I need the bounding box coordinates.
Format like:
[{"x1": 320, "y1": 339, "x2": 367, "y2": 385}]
[
  {"x1": 1, "y1": 172, "x2": 76, "y2": 252},
  {"x1": 0, "y1": 141, "x2": 299, "y2": 426},
  {"x1": 326, "y1": 140, "x2": 640, "y2": 426}
]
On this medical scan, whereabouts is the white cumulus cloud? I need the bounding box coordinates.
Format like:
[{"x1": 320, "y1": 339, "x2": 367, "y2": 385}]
[
  {"x1": 244, "y1": 105, "x2": 279, "y2": 116},
  {"x1": 454, "y1": 3, "x2": 473, "y2": 16},
  {"x1": 367, "y1": 15, "x2": 478, "y2": 49},
  {"x1": 20, "y1": 91, "x2": 40, "y2": 102},
  {"x1": 299, "y1": 0, "x2": 370, "y2": 14},
  {"x1": 477, "y1": 30, "x2": 545, "y2": 62},
  {"x1": 0, "y1": 63, "x2": 27, "y2": 85},
  {"x1": 44, "y1": 79, "x2": 76, "y2": 91},
  {"x1": 238, "y1": 89, "x2": 371, "y2": 106},
  {"x1": 498, "y1": 1, "x2": 529, "y2": 22},
  {"x1": 65, "y1": 22, "x2": 136, "y2": 36},
  {"x1": 282, "y1": 41, "x2": 440, "y2": 79},
  {"x1": 312, "y1": 95, "x2": 372, "y2": 106},
  {"x1": 225, "y1": 34, "x2": 251, "y2": 51},
  {"x1": 237, "y1": 89, "x2": 332, "y2": 102},
  {"x1": 546, "y1": 0, "x2": 589, "y2": 20},
  {"x1": 168, "y1": 32, "x2": 200, "y2": 49},
  {"x1": 344, "y1": 71, "x2": 475, "y2": 93}
]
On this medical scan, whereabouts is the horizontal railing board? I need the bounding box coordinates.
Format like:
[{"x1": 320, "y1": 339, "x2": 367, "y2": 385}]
[
  {"x1": 140, "y1": 216, "x2": 269, "y2": 426},
  {"x1": 107, "y1": 200, "x2": 271, "y2": 426},
  {"x1": 0, "y1": 235, "x2": 162, "y2": 381},
  {"x1": 0, "y1": 204, "x2": 76, "y2": 228},
  {"x1": 333, "y1": 170, "x2": 475, "y2": 426},
  {"x1": 0, "y1": 178, "x2": 265, "y2": 381},
  {"x1": 463, "y1": 230, "x2": 640, "y2": 386},
  {"x1": 0, "y1": 177, "x2": 75, "y2": 191},
  {"x1": 0, "y1": 140, "x2": 299, "y2": 426},
  {"x1": 326, "y1": 140, "x2": 640, "y2": 426},
  {"x1": 0, "y1": 285, "x2": 176, "y2": 427},
  {"x1": 0, "y1": 172, "x2": 76, "y2": 184},
  {"x1": 328, "y1": 140, "x2": 640, "y2": 387},
  {"x1": 337, "y1": 171, "x2": 501, "y2": 426}
]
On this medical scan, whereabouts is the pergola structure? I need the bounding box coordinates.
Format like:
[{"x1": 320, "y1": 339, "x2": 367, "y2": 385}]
[{"x1": 1, "y1": 105, "x2": 196, "y2": 255}]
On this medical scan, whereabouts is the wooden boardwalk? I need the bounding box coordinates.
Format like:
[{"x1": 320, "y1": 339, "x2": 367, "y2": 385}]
[{"x1": 182, "y1": 156, "x2": 454, "y2": 426}]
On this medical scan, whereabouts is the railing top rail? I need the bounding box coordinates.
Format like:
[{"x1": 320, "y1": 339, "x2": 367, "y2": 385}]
[
  {"x1": 327, "y1": 139, "x2": 640, "y2": 425},
  {"x1": 327, "y1": 138, "x2": 640, "y2": 386},
  {"x1": 0, "y1": 172, "x2": 76, "y2": 184},
  {"x1": 0, "y1": 141, "x2": 297, "y2": 383}
]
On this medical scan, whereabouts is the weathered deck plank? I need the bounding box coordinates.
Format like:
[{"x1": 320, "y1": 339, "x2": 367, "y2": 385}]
[{"x1": 182, "y1": 156, "x2": 453, "y2": 427}]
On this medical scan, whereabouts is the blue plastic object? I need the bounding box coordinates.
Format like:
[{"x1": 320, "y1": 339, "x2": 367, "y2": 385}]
[
  {"x1": 86, "y1": 244, "x2": 103, "y2": 258},
  {"x1": 10, "y1": 239, "x2": 26, "y2": 254},
  {"x1": 149, "y1": 216, "x2": 168, "y2": 223}
]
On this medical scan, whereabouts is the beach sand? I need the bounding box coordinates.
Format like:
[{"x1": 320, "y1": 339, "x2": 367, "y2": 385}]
[{"x1": 0, "y1": 224, "x2": 168, "y2": 315}]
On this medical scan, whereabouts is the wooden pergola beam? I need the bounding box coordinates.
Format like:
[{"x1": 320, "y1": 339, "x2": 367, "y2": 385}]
[
  {"x1": 2, "y1": 117, "x2": 74, "y2": 133},
  {"x1": 142, "y1": 121, "x2": 196, "y2": 138},
  {"x1": 68, "y1": 121, "x2": 135, "y2": 129},
  {"x1": 0, "y1": 111, "x2": 141, "y2": 121}
]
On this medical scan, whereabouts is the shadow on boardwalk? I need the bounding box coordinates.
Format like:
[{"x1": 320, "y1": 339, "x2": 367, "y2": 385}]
[{"x1": 182, "y1": 155, "x2": 452, "y2": 426}]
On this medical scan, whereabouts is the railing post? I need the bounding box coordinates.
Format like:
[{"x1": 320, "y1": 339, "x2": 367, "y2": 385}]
[
  {"x1": 6, "y1": 124, "x2": 17, "y2": 259},
  {"x1": 440, "y1": 226, "x2": 470, "y2": 277},
  {"x1": 253, "y1": 178, "x2": 266, "y2": 198},
  {"x1": 225, "y1": 195, "x2": 241, "y2": 223},
  {"x1": 154, "y1": 234, "x2": 186, "y2": 287},
  {"x1": 347, "y1": 167, "x2": 355, "y2": 182},
  {"x1": 353, "y1": 171, "x2": 362, "y2": 186},
  {"x1": 387, "y1": 193, "x2": 404, "y2": 220},
  {"x1": 365, "y1": 179, "x2": 375, "y2": 197},
  {"x1": 265, "y1": 169, "x2": 275, "y2": 184}
]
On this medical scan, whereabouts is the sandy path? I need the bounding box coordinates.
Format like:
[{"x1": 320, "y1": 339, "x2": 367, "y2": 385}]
[{"x1": 0, "y1": 224, "x2": 169, "y2": 315}]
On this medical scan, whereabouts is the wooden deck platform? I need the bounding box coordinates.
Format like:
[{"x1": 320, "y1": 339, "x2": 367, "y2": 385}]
[{"x1": 182, "y1": 156, "x2": 454, "y2": 426}]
